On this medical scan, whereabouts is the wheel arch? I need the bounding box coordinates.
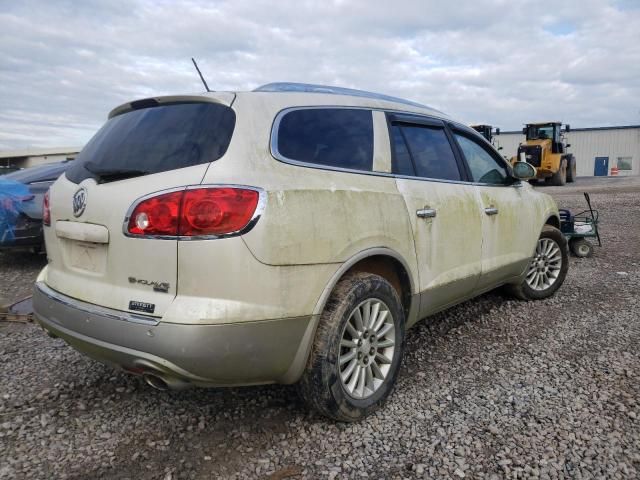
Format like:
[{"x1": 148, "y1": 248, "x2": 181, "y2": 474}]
[
  {"x1": 315, "y1": 248, "x2": 415, "y2": 314},
  {"x1": 544, "y1": 214, "x2": 560, "y2": 230},
  {"x1": 279, "y1": 248, "x2": 418, "y2": 384}
]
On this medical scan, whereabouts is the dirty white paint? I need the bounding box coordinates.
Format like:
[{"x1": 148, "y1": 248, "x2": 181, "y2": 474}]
[
  {"x1": 44, "y1": 164, "x2": 210, "y2": 317},
  {"x1": 40, "y1": 88, "x2": 558, "y2": 331}
]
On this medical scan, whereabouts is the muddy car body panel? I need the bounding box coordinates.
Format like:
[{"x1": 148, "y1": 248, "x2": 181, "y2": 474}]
[{"x1": 34, "y1": 83, "x2": 562, "y2": 396}]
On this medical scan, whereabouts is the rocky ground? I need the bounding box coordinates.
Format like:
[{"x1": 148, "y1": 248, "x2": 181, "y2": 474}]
[{"x1": 1, "y1": 176, "x2": 639, "y2": 479}]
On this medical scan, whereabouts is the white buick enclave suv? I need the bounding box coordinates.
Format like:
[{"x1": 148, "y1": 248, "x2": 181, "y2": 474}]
[{"x1": 33, "y1": 83, "x2": 568, "y2": 421}]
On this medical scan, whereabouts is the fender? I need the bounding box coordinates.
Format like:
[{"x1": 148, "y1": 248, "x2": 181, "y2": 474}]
[
  {"x1": 510, "y1": 208, "x2": 562, "y2": 283},
  {"x1": 279, "y1": 247, "x2": 418, "y2": 384},
  {"x1": 311, "y1": 247, "x2": 417, "y2": 316},
  {"x1": 543, "y1": 210, "x2": 561, "y2": 230}
]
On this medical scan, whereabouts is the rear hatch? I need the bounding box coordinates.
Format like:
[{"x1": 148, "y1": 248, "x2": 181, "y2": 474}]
[{"x1": 44, "y1": 96, "x2": 236, "y2": 317}]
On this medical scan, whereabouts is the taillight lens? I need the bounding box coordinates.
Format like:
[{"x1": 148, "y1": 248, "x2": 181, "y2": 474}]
[
  {"x1": 43, "y1": 190, "x2": 51, "y2": 226},
  {"x1": 127, "y1": 187, "x2": 260, "y2": 238},
  {"x1": 179, "y1": 188, "x2": 259, "y2": 236},
  {"x1": 127, "y1": 191, "x2": 182, "y2": 236}
]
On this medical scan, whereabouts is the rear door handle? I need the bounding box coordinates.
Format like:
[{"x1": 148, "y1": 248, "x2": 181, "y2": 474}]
[
  {"x1": 484, "y1": 207, "x2": 499, "y2": 216},
  {"x1": 417, "y1": 208, "x2": 437, "y2": 219}
]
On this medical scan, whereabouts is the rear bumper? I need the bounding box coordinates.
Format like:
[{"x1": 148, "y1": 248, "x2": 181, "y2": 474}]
[{"x1": 33, "y1": 282, "x2": 313, "y2": 387}]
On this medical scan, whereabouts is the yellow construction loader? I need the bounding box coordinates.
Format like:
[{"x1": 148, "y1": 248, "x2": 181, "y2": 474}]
[{"x1": 512, "y1": 122, "x2": 576, "y2": 185}]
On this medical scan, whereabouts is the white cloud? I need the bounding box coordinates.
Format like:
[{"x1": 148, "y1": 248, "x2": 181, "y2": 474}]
[{"x1": 0, "y1": 0, "x2": 638, "y2": 149}]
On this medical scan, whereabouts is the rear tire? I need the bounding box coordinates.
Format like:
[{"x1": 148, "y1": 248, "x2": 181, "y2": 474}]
[
  {"x1": 297, "y1": 272, "x2": 405, "y2": 422},
  {"x1": 570, "y1": 238, "x2": 593, "y2": 258},
  {"x1": 549, "y1": 159, "x2": 567, "y2": 186},
  {"x1": 566, "y1": 155, "x2": 577, "y2": 183},
  {"x1": 506, "y1": 225, "x2": 568, "y2": 300}
]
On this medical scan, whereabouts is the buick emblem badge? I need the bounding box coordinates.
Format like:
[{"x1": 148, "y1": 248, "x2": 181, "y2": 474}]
[{"x1": 72, "y1": 187, "x2": 87, "y2": 217}]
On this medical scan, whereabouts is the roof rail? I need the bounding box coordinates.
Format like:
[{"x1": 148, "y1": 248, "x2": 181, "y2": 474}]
[{"x1": 254, "y1": 82, "x2": 442, "y2": 113}]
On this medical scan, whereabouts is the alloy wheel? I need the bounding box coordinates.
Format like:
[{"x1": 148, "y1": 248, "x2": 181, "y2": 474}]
[
  {"x1": 338, "y1": 299, "x2": 396, "y2": 399},
  {"x1": 526, "y1": 238, "x2": 563, "y2": 291}
]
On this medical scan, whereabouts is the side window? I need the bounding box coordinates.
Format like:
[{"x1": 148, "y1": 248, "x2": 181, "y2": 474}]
[
  {"x1": 454, "y1": 133, "x2": 510, "y2": 184},
  {"x1": 276, "y1": 108, "x2": 373, "y2": 171},
  {"x1": 392, "y1": 124, "x2": 461, "y2": 181},
  {"x1": 390, "y1": 125, "x2": 414, "y2": 176}
]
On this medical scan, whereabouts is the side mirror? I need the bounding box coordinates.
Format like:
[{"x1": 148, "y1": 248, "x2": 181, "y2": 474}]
[
  {"x1": 522, "y1": 127, "x2": 527, "y2": 134},
  {"x1": 566, "y1": 144, "x2": 571, "y2": 148},
  {"x1": 565, "y1": 124, "x2": 570, "y2": 132},
  {"x1": 498, "y1": 146, "x2": 503, "y2": 151},
  {"x1": 512, "y1": 161, "x2": 537, "y2": 180},
  {"x1": 495, "y1": 128, "x2": 500, "y2": 135}
]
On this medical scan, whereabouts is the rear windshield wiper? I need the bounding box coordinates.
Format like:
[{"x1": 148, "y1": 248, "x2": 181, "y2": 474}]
[{"x1": 84, "y1": 161, "x2": 150, "y2": 183}]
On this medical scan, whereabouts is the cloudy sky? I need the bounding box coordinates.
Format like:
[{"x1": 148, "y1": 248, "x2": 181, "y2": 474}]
[{"x1": 1, "y1": 0, "x2": 639, "y2": 150}]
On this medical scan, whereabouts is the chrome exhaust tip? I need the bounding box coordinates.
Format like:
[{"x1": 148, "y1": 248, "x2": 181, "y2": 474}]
[{"x1": 143, "y1": 373, "x2": 169, "y2": 391}]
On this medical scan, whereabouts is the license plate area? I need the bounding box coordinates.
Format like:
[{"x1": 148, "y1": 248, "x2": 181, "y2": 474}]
[{"x1": 65, "y1": 239, "x2": 108, "y2": 274}]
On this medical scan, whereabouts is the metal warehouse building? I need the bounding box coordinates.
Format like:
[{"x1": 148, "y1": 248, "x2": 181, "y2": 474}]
[
  {"x1": 0, "y1": 147, "x2": 80, "y2": 174},
  {"x1": 495, "y1": 125, "x2": 640, "y2": 177}
]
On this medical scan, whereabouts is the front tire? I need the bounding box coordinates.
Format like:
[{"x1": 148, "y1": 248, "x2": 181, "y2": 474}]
[
  {"x1": 548, "y1": 159, "x2": 567, "y2": 186},
  {"x1": 298, "y1": 272, "x2": 405, "y2": 422},
  {"x1": 507, "y1": 225, "x2": 568, "y2": 300}
]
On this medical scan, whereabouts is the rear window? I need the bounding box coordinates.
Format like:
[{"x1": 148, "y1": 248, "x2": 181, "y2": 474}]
[
  {"x1": 66, "y1": 102, "x2": 235, "y2": 184},
  {"x1": 276, "y1": 108, "x2": 373, "y2": 171}
]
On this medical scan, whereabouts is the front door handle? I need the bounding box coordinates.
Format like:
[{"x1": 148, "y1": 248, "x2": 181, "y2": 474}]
[
  {"x1": 484, "y1": 207, "x2": 499, "y2": 216},
  {"x1": 417, "y1": 208, "x2": 437, "y2": 219}
]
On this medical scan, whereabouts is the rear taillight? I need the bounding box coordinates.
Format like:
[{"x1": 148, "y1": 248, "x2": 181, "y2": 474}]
[
  {"x1": 179, "y1": 188, "x2": 259, "y2": 236},
  {"x1": 127, "y1": 191, "x2": 182, "y2": 236},
  {"x1": 43, "y1": 190, "x2": 51, "y2": 226},
  {"x1": 126, "y1": 187, "x2": 260, "y2": 238}
]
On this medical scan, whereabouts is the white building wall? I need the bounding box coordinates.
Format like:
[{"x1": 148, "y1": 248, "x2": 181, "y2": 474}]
[
  {"x1": 23, "y1": 153, "x2": 75, "y2": 168},
  {"x1": 495, "y1": 127, "x2": 640, "y2": 177}
]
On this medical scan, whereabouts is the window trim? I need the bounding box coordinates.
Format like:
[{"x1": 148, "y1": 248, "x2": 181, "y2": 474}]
[
  {"x1": 270, "y1": 106, "x2": 376, "y2": 174},
  {"x1": 269, "y1": 106, "x2": 521, "y2": 187},
  {"x1": 387, "y1": 113, "x2": 471, "y2": 183},
  {"x1": 387, "y1": 112, "x2": 445, "y2": 128}
]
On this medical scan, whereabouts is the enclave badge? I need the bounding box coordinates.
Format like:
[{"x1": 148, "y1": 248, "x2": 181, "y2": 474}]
[
  {"x1": 128, "y1": 276, "x2": 170, "y2": 293},
  {"x1": 72, "y1": 187, "x2": 88, "y2": 217}
]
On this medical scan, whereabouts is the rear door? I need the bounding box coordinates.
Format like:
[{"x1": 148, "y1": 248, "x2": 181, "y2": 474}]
[
  {"x1": 44, "y1": 99, "x2": 236, "y2": 317},
  {"x1": 389, "y1": 114, "x2": 483, "y2": 318},
  {"x1": 449, "y1": 126, "x2": 536, "y2": 287}
]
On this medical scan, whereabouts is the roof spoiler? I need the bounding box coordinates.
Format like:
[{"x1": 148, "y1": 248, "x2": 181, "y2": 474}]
[{"x1": 108, "y1": 93, "x2": 236, "y2": 119}]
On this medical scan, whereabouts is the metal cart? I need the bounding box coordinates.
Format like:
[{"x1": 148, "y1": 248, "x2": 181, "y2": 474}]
[{"x1": 559, "y1": 192, "x2": 601, "y2": 258}]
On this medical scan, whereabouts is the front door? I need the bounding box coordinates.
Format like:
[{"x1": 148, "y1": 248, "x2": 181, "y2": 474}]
[
  {"x1": 594, "y1": 157, "x2": 609, "y2": 176},
  {"x1": 450, "y1": 128, "x2": 536, "y2": 288},
  {"x1": 388, "y1": 115, "x2": 483, "y2": 320}
]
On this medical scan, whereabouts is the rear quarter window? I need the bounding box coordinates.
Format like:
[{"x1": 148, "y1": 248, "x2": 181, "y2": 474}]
[
  {"x1": 275, "y1": 108, "x2": 374, "y2": 172},
  {"x1": 66, "y1": 102, "x2": 235, "y2": 184}
]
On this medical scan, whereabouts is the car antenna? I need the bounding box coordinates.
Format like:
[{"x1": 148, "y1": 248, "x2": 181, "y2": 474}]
[{"x1": 191, "y1": 57, "x2": 211, "y2": 92}]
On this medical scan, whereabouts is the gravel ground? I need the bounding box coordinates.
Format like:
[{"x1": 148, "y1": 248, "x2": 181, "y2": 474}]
[{"x1": 1, "y1": 176, "x2": 639, "y2": 479}]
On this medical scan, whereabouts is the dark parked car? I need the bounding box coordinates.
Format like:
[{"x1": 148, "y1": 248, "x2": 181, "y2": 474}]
[{"x1": 0, "y1": 161, "x2": 71, "y2": 252}]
